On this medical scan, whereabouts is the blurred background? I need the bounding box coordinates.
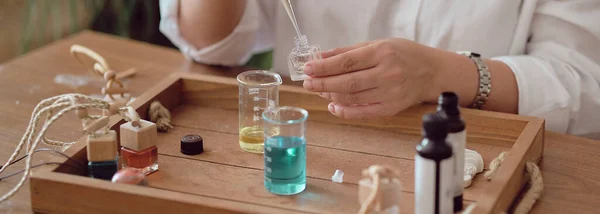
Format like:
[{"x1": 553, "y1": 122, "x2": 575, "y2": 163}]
[{"x1": 0, "y1": 0, "x2": 272, "y2": 69}]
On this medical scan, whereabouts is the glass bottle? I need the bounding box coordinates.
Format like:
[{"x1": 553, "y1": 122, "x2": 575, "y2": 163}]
[
  {"x1": 358, "y1": 171, "x2": 403, "y2": 214},
  {"x1": 437, "y1": 92, "x2": 466, "y2": 212},
  {"x1": 415, "y1": 113, "x2": 454, "y2": 214},
  {"x1": 112, "y1": 168, "x2": 148, "y2": 186},
  {"x1": 87, "y1": 130, "x2": 119, "y2": 180},
  {"x1": 88, "y1": 158, "x2": 119, "y2": 180},
  {"x1": 120, "y1": 119, "x2": 159, "y2": 175},
  {"x1": 287, "y1": 35, "x2": 322, "y2": 81}
]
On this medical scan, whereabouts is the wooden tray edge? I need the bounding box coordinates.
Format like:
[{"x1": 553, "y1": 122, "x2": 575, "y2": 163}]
[
  {"x1": 29, "y1": 72, "x2": 548, "y2": 214},
  {"x1": 30, "y1": 171, "x2": 304, "y2": 214},
  {"x1": 473, "y1": 118, "x2": 545, "y2": 213}
]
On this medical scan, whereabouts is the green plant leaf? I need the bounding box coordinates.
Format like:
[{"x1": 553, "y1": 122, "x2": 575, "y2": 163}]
[
  {"x1": 19, "y1": 0, "x2": 37, "y2": 54},
  {"x1": 244, "y1": 50, "x2": 274, "y2": 70}
]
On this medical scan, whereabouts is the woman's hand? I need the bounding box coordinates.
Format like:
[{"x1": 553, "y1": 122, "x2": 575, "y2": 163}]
[{"x1": 302, "y1": 38, "x2": 480, "y2": 119}]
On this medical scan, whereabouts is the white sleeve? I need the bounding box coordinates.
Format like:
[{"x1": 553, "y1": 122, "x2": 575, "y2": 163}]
[
  {"x1": 158, "y1": 0, "x2": 274, "y2": 66},
  {"x1": 491, "y1": 0, "x2": 600, "y2": 137}
]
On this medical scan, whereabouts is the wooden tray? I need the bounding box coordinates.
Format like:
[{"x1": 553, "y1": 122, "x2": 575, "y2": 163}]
[{"x1": 30, "y1": 72, "x2": 544, "y2": 214}]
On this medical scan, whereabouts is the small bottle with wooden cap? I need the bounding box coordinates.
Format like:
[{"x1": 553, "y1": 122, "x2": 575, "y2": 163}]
[
  {"x1": 120, "y1": 114, "x2": 159, "y2": 175},
  {"x1": 358, "y1": 165, "x2": 403, "y2": 214},
  {"x1": 87, "y1": 130, "x2": 119, "y2": 180}
]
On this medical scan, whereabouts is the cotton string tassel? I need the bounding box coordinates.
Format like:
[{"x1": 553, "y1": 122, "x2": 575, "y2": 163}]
[
  {"x1": 0, "y1": 94, "x2": 112, "y2": 203},
  {"x1": 149, "y1": 101, "x2": 173, "y2": 132},
  {"x1": 0, "y1": 94, "x2": 135, "y2": 203},
  {"x1": 464, "y1": 152, "x2": 543, "y2": 214}
]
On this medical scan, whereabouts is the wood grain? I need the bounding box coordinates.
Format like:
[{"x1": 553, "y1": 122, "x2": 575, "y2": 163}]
[
  {"x1": 31, "y1": 172, "x2": 309, "y2": 214},
  {"x1": 178, "y1": 73, "x2": 526, "y2": 147},
  {"x1": 0, "y1": 31, "x2": 598, "y2": 214},
  {"x1": 159, "y1": 108, "x2": 500, "y2": 200}
]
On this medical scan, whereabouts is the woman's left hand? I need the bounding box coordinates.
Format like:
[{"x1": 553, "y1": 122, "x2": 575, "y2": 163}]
[{"x1": 302, "y1": 38, "x2": 468, "y2": 119}]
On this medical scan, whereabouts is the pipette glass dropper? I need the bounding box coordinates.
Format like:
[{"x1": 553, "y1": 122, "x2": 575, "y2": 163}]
[{"x1": 280, "y1": 0, "x2": 302, "y2": 38}]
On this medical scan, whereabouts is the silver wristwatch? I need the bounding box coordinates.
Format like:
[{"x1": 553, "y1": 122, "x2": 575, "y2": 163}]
[{"x1": 457, "y1": 51, "x2": 491, "y2": 109}]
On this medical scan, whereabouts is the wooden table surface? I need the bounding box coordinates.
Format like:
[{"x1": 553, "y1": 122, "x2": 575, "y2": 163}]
[{"x1": 0, "y1": 31, "x2": 598, "y2": 213}]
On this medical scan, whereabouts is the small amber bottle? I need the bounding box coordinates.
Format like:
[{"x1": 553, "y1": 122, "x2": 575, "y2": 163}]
[{"x1": 120, "y1": 119, "x2": 158, "y2": 175}]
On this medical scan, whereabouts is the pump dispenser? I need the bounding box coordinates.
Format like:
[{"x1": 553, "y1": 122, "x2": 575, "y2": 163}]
[
  {"x1": 437, "y1": 92, "x2": 466, "y2": 212},
  {"x1": 415, "y1": 113, "x2": 454, "y2": 214}
]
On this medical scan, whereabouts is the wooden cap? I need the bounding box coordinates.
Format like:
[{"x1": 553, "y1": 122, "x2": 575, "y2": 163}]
[
  {"x1": 120, "y1": 119, "x2": 157, "y2": 151},
  {"x1": 86, "y1": 130, "x2": 118, "y2": 162}
]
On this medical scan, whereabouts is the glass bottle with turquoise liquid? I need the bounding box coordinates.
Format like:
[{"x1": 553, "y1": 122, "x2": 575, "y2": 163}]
[{"x1": 262, "y1": 106, "x2": 308, "y2": 195}]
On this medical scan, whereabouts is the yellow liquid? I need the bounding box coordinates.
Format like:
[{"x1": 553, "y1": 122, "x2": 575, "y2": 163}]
[{"x1": 239, "y1": 126, "x2": 264, "y2": 153}]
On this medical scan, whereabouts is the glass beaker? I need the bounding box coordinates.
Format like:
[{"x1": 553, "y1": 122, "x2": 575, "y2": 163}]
[
  {"x1": 237, "y1": 70, "x2": 283, "y2": 154},
  {"x1": 262, "y1": 106, "x2": 308, "y2": 195}
]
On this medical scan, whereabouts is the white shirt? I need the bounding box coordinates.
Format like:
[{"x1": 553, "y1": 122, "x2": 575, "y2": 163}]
[{"x1": 159, "y1": 0, "x2": 600, "y2": 139}]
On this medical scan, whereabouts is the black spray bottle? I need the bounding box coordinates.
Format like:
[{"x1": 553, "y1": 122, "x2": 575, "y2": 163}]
[
  {"x1": 415, "y1": 113, "x2": 454, "y2": 214},
  {"x1": 437, "y1": 92, "x2": 466, "y2": 212}
]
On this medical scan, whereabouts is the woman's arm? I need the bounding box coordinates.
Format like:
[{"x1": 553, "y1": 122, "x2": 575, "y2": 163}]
[
  {"x1": 302, "y1": 0, "x2": 600, "y2": 137},
  {"x1": 159, "y1": 0, "x2": 273, "y2": 66},
  {"x1": 178, "y1": 0, "x2": 246, "y2": 49},
  {"x1": 433, "y1": 51, "x2": 519, "y2": 114},
  {"x1": 484, "y1": 0, "x2": 600, "y2": 135}
]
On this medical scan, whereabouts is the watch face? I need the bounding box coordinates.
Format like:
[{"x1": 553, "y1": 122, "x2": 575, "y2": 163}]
[{"x1": 472, "y1": 52, "x2": 481, "y2": 57}]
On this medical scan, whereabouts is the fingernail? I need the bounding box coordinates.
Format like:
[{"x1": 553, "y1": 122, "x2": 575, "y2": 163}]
[
  {"x1": 303, "y1": 80, "x2": 314, "y2": 91},
  {"x1": 328, "y1": 103, "x2": 335, "y2": 113},
  {"x1": 303, "y1": 63, "x2": 314, "y2": 76},
  {"x1": 334, "y1": 104, "x2": 342, "y2": 114}
]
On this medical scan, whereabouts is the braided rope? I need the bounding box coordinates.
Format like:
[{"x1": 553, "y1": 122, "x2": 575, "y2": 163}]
[
  {"x1": 149, "y1": 101, "x2": 173, "y2": 132},
  {"x1": 513, "y1": 162, "x2": 543, "y2": 214},
  {"x1": 464, "y1": 152, "x2": 543, "y2": 214},
  {"x1": 0, "y1": 94, "x2": 115, "y2": 203},
  {"x1": 484, "y1": 152, "x2": 506, "y2": 180},
  {"x1": 30, "y1": 94, "x2": 110, "y2": 150}
]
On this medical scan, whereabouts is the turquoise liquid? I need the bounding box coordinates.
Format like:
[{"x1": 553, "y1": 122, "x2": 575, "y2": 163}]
[{"x1": 264, "y1": 136, "x2": 306, "y2": 195}]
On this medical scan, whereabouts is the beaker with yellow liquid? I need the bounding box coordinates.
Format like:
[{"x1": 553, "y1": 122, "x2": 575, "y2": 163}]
[{"x1": 237, "y1": 70, "x2": 282, "y2": 153}]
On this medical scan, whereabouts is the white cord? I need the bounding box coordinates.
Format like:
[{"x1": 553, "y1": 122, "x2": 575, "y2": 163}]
[{"x1": 0, "y1": 94, "x2": 116, "y2": 203}]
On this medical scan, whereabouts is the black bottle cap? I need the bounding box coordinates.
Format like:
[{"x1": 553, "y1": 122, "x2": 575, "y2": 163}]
[
  {"x1": 181, "y1": 134, "x2": 204, "y2": 155},
  {"x1": 422, "y1": 113, "x2": 448, "y2": 141},
  {"x1": 438, "y1": 92, "x2": 460, "y2": 116}
]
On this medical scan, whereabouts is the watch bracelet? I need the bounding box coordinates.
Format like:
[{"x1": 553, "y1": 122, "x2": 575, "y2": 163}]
[
  {"x1": 457, "y1": 52, "x2": 491, "y2": 109},
  {"x1": 472, "y1": 56, "x2": 491, "y2": 109}
]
